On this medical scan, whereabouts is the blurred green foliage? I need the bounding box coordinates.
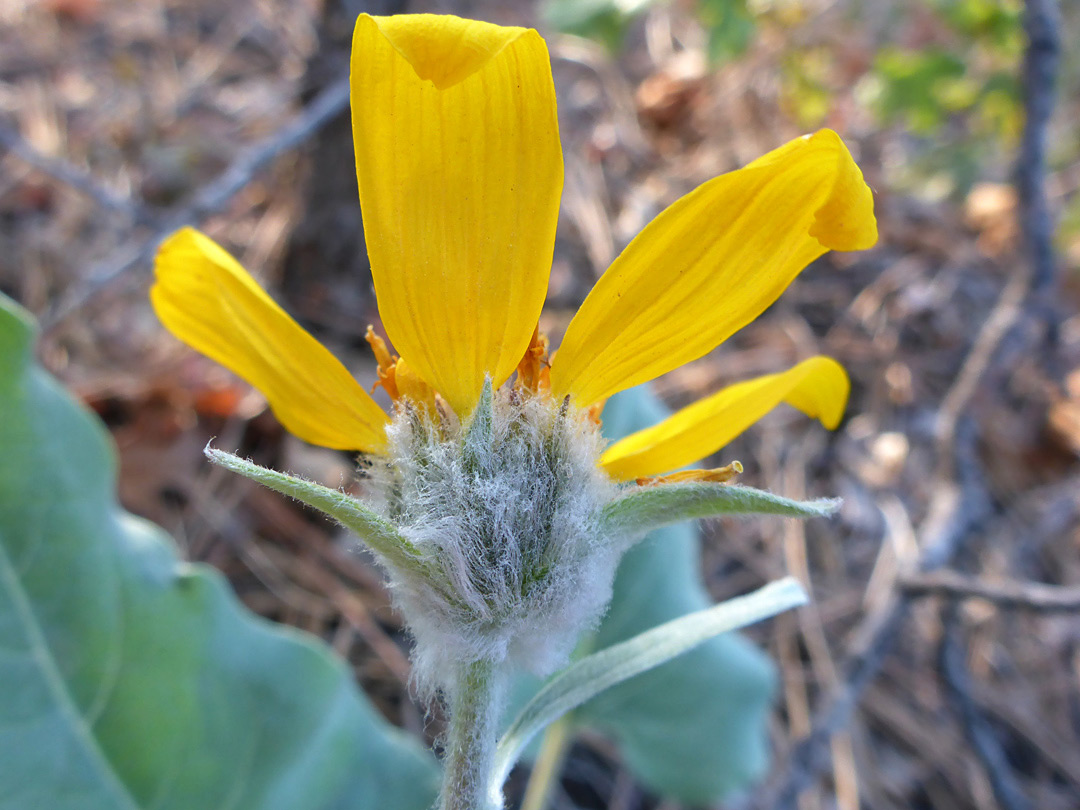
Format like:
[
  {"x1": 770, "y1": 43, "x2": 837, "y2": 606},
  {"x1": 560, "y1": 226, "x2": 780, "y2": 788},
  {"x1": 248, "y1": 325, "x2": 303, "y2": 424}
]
[
  {"x1": 541, "y1": 0, "x2": 1074, "y2": 202},
  {"x1": 542, "y1": 0, "x2": 656, "y2": 52},
  {"x1": 696, "y1": 0, "x2": 756, "y2": 62},
  {"x1": 850, "y1": 0, "x2": 1025, "y2": 197},
  {"x1": 543, "y1": 0, "x2": 757, "y2": 63}
]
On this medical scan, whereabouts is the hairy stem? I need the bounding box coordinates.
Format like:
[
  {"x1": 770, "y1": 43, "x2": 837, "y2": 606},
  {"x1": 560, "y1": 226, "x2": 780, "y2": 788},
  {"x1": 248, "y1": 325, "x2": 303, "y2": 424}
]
[{"x1": 440, "y1": 659, "x2": 505, "y2": 810}]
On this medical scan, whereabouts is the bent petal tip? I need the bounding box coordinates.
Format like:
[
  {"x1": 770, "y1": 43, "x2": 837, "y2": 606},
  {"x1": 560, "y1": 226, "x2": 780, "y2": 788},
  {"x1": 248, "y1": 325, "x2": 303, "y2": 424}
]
[
  {"x1": 359, "y1": 13, "x2": 532, "y2": 90},
  {"x1": 805, "y1": 129, "x2": 878, "y2": 252},
  {"x1": 551, "y1": 130, "x2": 876, "y2": 407},
  {"x1": 351, "y1": 13, "x2": 562, "y2": 416},
  {"x1": 789, "y1": 355, "x2": 850, "y2": 430},
  {"x1": 599, "y1": 356, "x2": 850, "y2": 481}
]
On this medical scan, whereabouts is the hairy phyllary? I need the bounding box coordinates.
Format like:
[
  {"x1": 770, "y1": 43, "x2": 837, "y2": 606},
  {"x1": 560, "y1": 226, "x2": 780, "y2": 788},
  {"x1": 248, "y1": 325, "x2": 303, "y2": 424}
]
[{"x1": 368, "y1": 382, "x2": 622, "y2": 693}]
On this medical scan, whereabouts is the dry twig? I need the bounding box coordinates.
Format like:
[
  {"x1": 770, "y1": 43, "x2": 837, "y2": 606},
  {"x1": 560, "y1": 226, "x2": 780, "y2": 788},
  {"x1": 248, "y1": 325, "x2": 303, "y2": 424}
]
[
  {"x1": 902, "y1": 570, "x2": 1080, "y2": 612},
  {"x1": 0, "y1": 125, "x2": 155, "y2": 225},
  {"x1": 1016, "y1": 0, "x2": 1061, "y2": 305},
  {"x1": 40, "y1": 74, "x2": 351, "y2": 338},
  {"x1": 940, "y1": 610, "x2": 1032, "y2": 810}
]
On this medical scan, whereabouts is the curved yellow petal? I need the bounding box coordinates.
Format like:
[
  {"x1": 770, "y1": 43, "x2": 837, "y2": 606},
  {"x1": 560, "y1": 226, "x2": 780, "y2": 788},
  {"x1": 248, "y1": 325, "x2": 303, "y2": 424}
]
[
  {"x1": 351, "y1": 13, "x2": 563, "y2": 417},
  {"x1": 551, "y1": 130, "x2": 876, "y2": 406},
  {"x1": 599, "y1": 356, "x2": 849, "y2": 481},
  {"x1": 151, "y1": 228, "x2": 389, "y2": 452}
]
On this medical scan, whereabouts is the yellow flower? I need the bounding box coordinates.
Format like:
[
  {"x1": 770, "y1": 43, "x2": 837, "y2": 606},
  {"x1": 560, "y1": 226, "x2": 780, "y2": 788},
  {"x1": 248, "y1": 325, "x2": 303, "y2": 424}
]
[{"x1": 151, "y1": 13, "x2": 876, "y2": 483}]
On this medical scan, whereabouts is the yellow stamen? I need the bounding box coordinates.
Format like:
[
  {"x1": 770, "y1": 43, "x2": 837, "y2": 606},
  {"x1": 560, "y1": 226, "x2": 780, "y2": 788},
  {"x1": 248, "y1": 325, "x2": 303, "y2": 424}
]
[
  {"x1": 365, "y1": 325, "x2": 400, "y2": 401},
  {"x1": 365, "y1": 324, "x2": 394, "y2": 367},
  {"x1": 636, "y1": 460, "x2": 743, "y2": 487},
  {"x1": 515, "y1": 325, "x2": 551, "y2": 394}
]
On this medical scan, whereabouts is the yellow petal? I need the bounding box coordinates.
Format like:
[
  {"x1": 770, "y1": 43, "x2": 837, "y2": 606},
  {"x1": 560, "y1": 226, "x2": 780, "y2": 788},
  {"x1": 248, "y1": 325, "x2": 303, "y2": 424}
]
[
  {"x1": 351, "y1": 14, "x2": 563, "y2": 417},
  {"x1": 550, "y1": 130, "x2": 876, "y2": 406},
  {"x1": 599, "y1": 356, "x2": 849, "y2": 481},
  {"x1": 394, "y1": 357, "x2": 437, "y2": 414},
  {"x1": 151, "y1": 228, "x2": 389, "y2": 452}
]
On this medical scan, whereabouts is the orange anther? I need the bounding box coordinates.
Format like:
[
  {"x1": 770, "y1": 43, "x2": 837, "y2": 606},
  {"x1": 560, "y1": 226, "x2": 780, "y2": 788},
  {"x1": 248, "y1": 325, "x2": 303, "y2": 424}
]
[
  {"x1": 516, "y1": 325, "x2": 551, "y2": 394},
  {"x1": 586, "y1": 399, "x2": 606, "y2": 427},
  {"x1": 365, "y1": 325, "x2": 400, "y2": 401},
  {"x1": 365, "y1": 325, "x2": 394, "y2": 369}
]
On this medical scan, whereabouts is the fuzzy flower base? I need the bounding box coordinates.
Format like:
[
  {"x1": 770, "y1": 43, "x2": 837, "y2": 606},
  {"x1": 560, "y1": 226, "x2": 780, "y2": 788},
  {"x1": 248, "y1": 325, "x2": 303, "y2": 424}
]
[{"x1": 367, "y1": 384, "x2": 621, "y2": 694}]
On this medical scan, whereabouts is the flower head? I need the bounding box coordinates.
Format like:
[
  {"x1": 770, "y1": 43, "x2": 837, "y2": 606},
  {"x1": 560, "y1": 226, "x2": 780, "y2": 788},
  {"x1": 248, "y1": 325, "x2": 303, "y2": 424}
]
[{"x1": 151, "y1": 13, "x2": 876, "y2": 686}]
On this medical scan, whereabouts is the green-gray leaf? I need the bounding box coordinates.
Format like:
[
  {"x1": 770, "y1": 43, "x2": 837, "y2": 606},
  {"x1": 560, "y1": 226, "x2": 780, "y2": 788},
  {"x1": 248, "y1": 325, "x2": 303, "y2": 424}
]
[
  {"x1": 205, "y1": 447, "x2": 427, "y2": 575},
  {"x1": 0, "y1": 295, "x2": 440, "y2": 810},
  {"x1": 493, "y1": 578, "x2": 805, "y2": 797}
]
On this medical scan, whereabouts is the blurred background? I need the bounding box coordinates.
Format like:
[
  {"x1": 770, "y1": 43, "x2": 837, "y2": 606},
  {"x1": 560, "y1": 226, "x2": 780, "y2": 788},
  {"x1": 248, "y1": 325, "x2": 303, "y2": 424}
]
[{"x1": 1, "y1": 0, "x2": 1078, "y2": 808}]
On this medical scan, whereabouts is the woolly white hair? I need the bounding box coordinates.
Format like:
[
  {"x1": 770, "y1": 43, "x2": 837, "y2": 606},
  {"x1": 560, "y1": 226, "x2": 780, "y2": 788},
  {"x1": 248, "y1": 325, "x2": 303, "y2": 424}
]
[{"x1": 364, "y1": 383, "x2": 623, "y2": 695}]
